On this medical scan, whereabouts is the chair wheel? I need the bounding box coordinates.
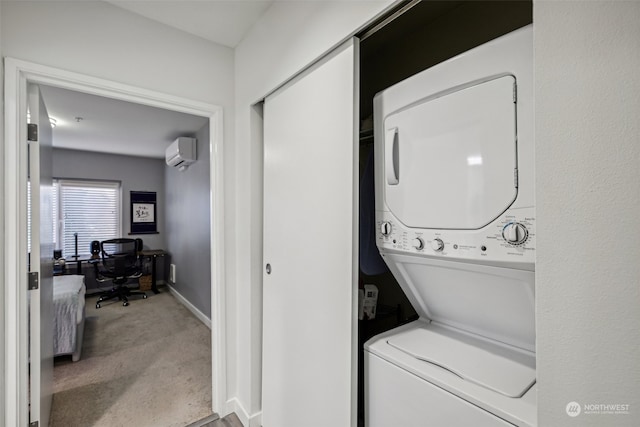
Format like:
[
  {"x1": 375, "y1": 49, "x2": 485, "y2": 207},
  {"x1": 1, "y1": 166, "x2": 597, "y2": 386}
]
[
  {"x1": 143, "y1": 294, "x2": 147, "y2": 299},
  {"x1": 96, "y1": 303, "x2": 101, "y2": 309},
  {"x1": 123, "y1": 301, "x2": 129, "y2": 307}
]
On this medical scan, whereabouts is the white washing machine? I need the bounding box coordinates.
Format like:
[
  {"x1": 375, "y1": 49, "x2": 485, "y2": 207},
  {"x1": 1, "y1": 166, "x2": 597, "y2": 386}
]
[{"x1": 365, "y1": 26, "x2": 536, "y2": 426}]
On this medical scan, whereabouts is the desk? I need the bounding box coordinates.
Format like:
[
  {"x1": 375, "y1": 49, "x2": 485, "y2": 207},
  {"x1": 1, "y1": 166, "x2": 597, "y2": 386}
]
[
  {"x1": 67, "y1": 254, "x2": 97, "y2": 275},
  {"x1": 140, "y1": 250, "x2": 167, "y2": 294}
]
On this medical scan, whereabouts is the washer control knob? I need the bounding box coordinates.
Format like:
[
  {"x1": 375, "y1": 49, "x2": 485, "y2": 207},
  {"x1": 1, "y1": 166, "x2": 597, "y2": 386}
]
[
  {"x1": 380, "y1": 222, "x2": 392, "y2": 237},
  {"x1": 502, "y1": 222, "x2": 528, "y2": 245},
  {"x1": 431, "y1": 238, "x2": 444, "y2": 252},
  {"x1": 412, "y1": 237, "x2": 424, "y2": 250}
]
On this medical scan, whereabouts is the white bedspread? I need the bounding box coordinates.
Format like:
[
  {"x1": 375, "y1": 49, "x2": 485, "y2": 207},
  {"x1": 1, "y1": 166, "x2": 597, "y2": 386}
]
[{"x1": 53, "y1": 275, "x2": 86, "y2": 356}]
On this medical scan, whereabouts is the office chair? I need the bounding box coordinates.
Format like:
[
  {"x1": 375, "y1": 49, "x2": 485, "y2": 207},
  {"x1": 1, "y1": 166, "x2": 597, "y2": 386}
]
[{"x1": 91, "y1": 238, "x2": 147, "y2": 308}]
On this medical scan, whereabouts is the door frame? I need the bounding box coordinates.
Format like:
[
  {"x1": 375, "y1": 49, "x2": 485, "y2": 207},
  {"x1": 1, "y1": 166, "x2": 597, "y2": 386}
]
[{"x1": 2, "y1": 57, "x2": 227, "y2": 425}]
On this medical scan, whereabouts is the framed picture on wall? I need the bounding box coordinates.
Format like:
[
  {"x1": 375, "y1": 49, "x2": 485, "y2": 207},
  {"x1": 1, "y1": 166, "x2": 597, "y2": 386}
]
[
  {"x1": 130, "y1": 191, "x2": 158, "y2": 234},
  {"x1": 133, "y1": 203, "x2": 155, "y2": 223}
]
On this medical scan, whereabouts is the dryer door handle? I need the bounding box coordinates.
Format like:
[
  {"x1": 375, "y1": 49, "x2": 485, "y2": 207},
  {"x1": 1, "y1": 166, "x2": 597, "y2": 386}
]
[{"x1": 386, "y1": 127, "x2": 399, "y2": 185}]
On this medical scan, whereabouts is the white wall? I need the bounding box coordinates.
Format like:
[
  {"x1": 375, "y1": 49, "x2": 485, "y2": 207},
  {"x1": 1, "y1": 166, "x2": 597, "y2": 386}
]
[
  {"x1": 234, "y1": 1, "x2": 392, "y2": 423},
  {"x1": 0, "y1": 3, "x2": 5, "y2": 423},
  {"x1": 0, "y1": 0, "x2": 235, "y2": 261},
  {"x1": 1, "y1": 1, "x2": 233, "y2": 107},
  {"x1": 1, "y1": 0, "x2": 234, "y2": 419},
  {"x1": 534, "y1": 1, "x2": 640, "y2": 426}
]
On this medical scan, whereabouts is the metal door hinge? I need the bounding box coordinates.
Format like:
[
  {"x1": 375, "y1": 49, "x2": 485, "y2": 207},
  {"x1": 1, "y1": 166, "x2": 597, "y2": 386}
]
[
  {"x1": 513, "y1": 82, "x2": 518, "y2": 103},
  {"x1": 28, "y1": 272, "x2": 39, "y2": 290},
  {"x1": 28, "y1": 123, "x2": 38, "y2": 141},
  {"x1": 30, "y1": 421, "x2": 39, "y2": 427},
  {"x1": 514, "y1": 168, "x2": 519, "y2": 188}
]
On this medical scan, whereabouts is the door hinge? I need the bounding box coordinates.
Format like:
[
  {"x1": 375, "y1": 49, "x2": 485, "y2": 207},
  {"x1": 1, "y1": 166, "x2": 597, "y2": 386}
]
[
  {"x1": 514, "y1": 168, "x2": 519, "y2": 188},
  {"x1": 28, "y1": 272, "x2": 39, "y2": 290},
  {"x1": 27, "y1": 123, "x2": 38, "y2": 141},
  {"x1": 513, "y1": 82, "x2": 518, "y2": 103},
  {"x1": 30, "y1": 421, "x2": 39, "y2": 427}
]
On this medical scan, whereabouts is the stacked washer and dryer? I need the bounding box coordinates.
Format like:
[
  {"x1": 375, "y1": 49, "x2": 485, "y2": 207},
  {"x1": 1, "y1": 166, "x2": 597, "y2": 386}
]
[{"x1": 365, "y1": 26, "x2": 536, "y2": 426}]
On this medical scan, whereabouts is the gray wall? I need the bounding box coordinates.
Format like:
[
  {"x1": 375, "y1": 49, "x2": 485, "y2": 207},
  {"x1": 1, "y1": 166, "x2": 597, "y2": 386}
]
[
  {"x1": 53, "y1": 148, "x2": 167, "y2": 292},
  {"x1": 52, "y1": 148, "x2": 166, "y2": 250},
  {"x1": 164, "y1": 124, "x2": 211, "y2": 318},
  {"x1": 535, "y1": 1, "x2": 640, "y2": 426}
]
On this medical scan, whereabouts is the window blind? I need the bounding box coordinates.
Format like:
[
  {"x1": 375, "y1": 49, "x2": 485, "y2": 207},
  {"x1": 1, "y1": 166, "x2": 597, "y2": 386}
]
[{"x1": 58, "y1": 180, "x2": 121, "y2": 257}]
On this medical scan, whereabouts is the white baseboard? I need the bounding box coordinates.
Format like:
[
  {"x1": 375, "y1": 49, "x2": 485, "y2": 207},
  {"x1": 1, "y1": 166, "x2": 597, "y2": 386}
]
[
  {"x1": 166, "y1": 283, "x2": 211, "y2": 329},
  {"x1": 226, "y1": 397, "x2": 262, "y2": 427},
  {"x1": 249, "y1": 411, "x2": 262, "y2": 427}
]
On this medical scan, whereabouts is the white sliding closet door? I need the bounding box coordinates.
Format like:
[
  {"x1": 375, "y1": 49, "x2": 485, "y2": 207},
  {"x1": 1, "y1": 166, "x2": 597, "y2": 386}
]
[{"x1": 262, "y1": 39, "x2": 359, "y2": 427}]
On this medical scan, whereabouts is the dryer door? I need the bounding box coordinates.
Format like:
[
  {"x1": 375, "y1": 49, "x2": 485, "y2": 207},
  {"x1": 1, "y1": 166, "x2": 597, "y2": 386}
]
[{"x1": 383, "y1": 75, "x2": 517, "y2": 230}]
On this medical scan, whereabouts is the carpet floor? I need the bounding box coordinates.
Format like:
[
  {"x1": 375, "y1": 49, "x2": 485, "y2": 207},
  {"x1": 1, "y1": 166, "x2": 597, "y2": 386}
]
[{"x1": 50, "y1": 290, "x2": 213, "y2": 427}]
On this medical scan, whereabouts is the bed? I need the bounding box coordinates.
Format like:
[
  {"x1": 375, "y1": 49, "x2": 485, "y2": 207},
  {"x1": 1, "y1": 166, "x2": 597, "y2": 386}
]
[{"x1": 53, "y1": 275, "x2": 86, "y2": 361}]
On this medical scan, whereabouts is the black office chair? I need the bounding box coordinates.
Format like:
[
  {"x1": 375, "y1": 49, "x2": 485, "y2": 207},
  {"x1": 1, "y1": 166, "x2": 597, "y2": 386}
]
[{"x1": 92, "y1": 238, "x2": 147, "y2": 308}]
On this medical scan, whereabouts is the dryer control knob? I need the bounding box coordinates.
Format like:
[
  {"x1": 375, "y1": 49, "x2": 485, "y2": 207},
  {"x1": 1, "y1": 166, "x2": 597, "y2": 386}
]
[
  {"x1": 502, "y1": 222, "x2": 528, "y2": 245},
  {"x1": 380, "y1": 222, "x2": 392, "y2": 237},
  {"x1": 412, "y1": 237, "x2": 424, "y2": 250},
  {"x1": 431, "y1": 238, "x2": 444, "y2": 252}
]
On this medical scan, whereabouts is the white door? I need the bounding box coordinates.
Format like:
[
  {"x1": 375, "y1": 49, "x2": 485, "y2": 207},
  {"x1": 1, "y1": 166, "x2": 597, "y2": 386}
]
[
  {"x1": 262, "y1": 39, "x2": 359, "y2": 427},
  {"x1": 28, "y1": 83, "x2": 55, "y2": 427}
]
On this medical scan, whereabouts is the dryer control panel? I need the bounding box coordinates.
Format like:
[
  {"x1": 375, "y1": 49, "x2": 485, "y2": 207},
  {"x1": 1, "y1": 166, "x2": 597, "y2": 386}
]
[{"x1": 376, "y1": 207, "x2": 535, "y2": 268}]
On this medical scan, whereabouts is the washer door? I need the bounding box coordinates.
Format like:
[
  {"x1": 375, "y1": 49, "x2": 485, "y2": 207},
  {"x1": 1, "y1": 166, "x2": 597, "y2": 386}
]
[
  {"x1": 383, "y1": 75, "x2": 517, "y2": 230},
  {"x1": 381, "y1": 251, "x2": 536, "y2": 352}
]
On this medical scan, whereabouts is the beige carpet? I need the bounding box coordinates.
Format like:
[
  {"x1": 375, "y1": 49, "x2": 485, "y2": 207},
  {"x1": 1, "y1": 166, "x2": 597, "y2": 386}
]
[{"x1": 50, "y1": 290, "x2": 213, "y2": 427}]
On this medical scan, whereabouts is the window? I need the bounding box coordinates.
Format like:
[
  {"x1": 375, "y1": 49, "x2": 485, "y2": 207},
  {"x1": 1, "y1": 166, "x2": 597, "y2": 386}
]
[{"x1": 55, "y1": 180, "x2": 121, "y2": 257}]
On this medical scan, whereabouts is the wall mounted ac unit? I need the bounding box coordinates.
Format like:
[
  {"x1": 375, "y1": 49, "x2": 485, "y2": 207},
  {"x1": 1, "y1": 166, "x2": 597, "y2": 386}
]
[{"x1": 166, "y1": 137, "x2": 197, "y2": 171}]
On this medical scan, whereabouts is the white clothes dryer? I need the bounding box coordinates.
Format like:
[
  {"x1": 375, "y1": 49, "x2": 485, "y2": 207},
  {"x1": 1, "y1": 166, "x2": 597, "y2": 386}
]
[{"x1": 365, "y1": 26, "x2": 536, "y2": 427}]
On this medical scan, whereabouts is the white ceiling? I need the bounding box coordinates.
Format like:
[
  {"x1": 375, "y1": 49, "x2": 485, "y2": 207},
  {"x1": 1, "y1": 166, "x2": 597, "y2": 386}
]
[
  {"x1": 39, "y1": 1, "x2": 275, "y2": 159},
  {"x1": 105, "y1": 0, "x2": 274, "y2": 48},
  {"x1": 40, "y1": 85, "x2": 209, "y2": 159}
]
